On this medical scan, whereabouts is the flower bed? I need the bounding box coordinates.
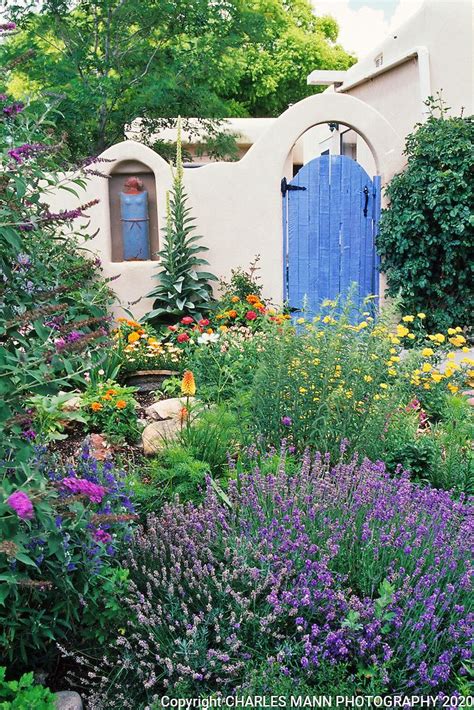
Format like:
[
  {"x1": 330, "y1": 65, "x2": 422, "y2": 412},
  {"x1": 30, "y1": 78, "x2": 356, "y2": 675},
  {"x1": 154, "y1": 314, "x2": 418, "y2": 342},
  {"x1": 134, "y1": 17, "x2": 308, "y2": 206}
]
[{"x1": 75, "y1": 448, "x2": 473, "y2": 707}]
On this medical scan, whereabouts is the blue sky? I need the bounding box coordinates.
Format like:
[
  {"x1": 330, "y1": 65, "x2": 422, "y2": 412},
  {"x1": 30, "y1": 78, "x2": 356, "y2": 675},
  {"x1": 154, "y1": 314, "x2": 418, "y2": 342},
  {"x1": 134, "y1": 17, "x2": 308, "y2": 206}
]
[
  {"x1": 347, "y1": 0, "x2": 400, "y2": 21},
  {"x1": 313, "y1": 0, "x2": 424, "y2": 57}
]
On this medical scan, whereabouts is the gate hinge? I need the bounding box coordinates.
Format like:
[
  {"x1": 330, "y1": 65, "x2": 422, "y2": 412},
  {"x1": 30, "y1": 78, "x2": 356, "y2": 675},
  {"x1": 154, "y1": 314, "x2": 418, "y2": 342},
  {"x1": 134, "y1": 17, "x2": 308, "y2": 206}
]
[{"x1": 281, "y1": 177, "x2": 307, "y2": 197}]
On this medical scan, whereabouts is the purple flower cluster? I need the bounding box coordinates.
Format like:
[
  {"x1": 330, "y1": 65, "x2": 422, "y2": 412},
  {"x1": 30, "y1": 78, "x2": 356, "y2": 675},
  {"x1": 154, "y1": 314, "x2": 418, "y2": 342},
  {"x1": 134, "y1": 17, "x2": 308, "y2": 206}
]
[
  {"x1": 6, "y1": 490, "x2": 34, "y2": 520},
  {"x1": 77, "y1": 449, "x2": 472, "y2": 706},
  {"x1": 7, "y1": 142, "x2": 48, "y2": 164},
  {"x1": 60, "y1": 477, "x2": 106, "y2": 503}
]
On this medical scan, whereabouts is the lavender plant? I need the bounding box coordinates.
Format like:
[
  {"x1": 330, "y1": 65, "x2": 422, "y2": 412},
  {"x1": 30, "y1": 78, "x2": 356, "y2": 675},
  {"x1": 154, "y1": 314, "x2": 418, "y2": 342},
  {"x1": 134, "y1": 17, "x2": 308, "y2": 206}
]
[{"x1": 73, "y1": 446, "x2": 472, "y2": 707}]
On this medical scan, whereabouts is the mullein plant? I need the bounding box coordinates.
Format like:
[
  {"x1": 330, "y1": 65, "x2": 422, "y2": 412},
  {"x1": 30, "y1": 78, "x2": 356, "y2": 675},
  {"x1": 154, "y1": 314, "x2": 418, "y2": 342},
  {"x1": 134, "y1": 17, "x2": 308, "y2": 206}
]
[{"x1": 145, "y1": 118, "x2": 217, "y2": 326}]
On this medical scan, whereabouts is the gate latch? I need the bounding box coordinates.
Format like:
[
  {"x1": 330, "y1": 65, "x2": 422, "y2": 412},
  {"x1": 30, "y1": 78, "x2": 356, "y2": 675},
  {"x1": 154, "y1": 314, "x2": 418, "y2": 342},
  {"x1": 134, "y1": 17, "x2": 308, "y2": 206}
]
[
  {"x1": 363, "y1": 186, "x2": 369, "y2": 217},
  {"x1": 281, "y1": 177, "x2": 307, "y2": 197}
]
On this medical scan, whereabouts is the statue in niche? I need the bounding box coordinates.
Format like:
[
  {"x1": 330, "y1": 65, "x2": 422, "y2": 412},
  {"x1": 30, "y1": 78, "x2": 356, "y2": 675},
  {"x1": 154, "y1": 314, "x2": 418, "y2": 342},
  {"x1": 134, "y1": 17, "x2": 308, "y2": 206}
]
[{"x1": 120, "y1": 176, "x2": 150, "y2": 260}]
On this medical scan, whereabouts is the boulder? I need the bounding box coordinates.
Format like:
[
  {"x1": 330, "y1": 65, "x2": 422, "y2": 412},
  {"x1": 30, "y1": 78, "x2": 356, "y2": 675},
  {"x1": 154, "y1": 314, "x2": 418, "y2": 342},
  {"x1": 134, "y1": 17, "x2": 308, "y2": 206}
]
[
  {"x1": 145, "y1": 397, "x2": 195, "y2": 421},
  {"x1": 142, "y1": 418, "x2": 181, "y2": 455},
  {"x1": 60, "y1": 394, "x2": 83, "y2": 412},
  {"x1": 55, "y1": 691, "x2": 83, "y2": 710}
]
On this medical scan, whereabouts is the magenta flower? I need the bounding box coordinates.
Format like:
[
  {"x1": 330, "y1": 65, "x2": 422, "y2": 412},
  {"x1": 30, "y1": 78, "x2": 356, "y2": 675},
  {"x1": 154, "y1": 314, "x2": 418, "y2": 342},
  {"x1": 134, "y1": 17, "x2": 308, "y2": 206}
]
[
  {"x1": 60, "y1": 477, "x2": 106, "y2": 503},
  {"x1": 94, "y1": 529, "x2": 112, "y2": 544},
  {"x1": 281, "y1": 415, "x2": 292, "y2": 427},
  {"x1": 6, "y1": 491, "x2": 34, "y2": 520}
]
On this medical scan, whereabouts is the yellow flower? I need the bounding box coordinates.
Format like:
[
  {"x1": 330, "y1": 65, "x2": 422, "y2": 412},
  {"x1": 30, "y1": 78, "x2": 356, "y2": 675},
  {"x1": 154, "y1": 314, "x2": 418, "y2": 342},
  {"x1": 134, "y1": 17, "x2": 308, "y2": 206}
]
[
  {"x1": 296, "y1": 317, "x2": 305, "y2": 324},
  {"x1": 447, "y1": 328, "x2": 456, "y2": 335},
  {"x1": 299, "y1": 387, "x2": 307, "y2": 394},
  {"x1": 364, "y1": 375, "x2": 373, "y2": 382},
  {"x1": 462, "y1": 346, "x2": 470, "y2": 353},
  {"x1": 374, "y1": 394, "x2": 381, "y2": 401},
  {"x1": 390, "y1": 337, "x2": 401, "y2": 345},
  {"x1": 446, "y1": 352, "x2": 455, "y2": 360},
  {"x1": 447, "y1": 383, "x2": 459, "y2": 394},
  {"x1": 402, "y1": 315, "x2": 415, "y2": 323},
  {"x1": 388, "y1": 369, "x2": 397, "y2": 376},
  {"x1": 422, "y1": 363, "x2": 432, "y2": 373},
  {"x1": 422, "y1": 348, "x2": 434, "y2": 357},
  {"x1": 181, "y1": 370, "x2": 196, "y2": 396},
  {"x1": 396, "y1": 325, "x2": 410, "y2": 338},
  {"x1": 128, "y1": 331, "x2": 140, "y2": 343},
  {"x1": 431, "y1": 372, "x2": 443, "y2": 383},
  {"x1": 423, "y1": 383, "x2": 431, "y2": 390},
  {"x1": 358, "y1": 321, "x2": 368, "y2": 329},
  {"x1": 449, "y1": 335, "x2": 466, "y2": 347},
  {"x1": 379, "y1": 383, "x2": 388, "y2": 389},
  {"x1": 407, "y1": 333, "x2": 416, "y2": 340},
  {"x1": 220, "y1": 325, "x2": 229, "y2": 332},
  {"x1": 417, "y1": 313, "x2": 426, "y2": 319},
  {"x1": 434, "y1": 333, "x2": 445, "y2": 343},
  {"x1": 390, "y1": 356, "x2": 400, "y2": 363},
  {"x1": 231, "y1": 296, "x2": 240, "y2": 303}
]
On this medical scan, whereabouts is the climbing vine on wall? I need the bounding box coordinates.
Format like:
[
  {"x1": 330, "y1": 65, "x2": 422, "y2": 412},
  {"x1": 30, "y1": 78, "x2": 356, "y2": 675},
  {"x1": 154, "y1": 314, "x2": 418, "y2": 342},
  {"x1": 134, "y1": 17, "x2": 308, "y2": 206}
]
[{"x1": 377, "y1": 96, "x2": 473, "y2": 332}]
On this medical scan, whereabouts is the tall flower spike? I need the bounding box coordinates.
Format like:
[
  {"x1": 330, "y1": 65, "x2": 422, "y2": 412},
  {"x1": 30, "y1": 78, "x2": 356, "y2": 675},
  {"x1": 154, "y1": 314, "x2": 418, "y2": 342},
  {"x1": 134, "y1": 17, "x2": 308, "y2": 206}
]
[{"x1": 181, "y1": 370, "x2": 196, "y2": 396}]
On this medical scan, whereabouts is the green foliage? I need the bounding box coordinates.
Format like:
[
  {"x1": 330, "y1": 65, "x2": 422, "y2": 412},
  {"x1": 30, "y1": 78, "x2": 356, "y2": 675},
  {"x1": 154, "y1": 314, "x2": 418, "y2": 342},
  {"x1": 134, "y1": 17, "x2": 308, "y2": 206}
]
[
  {"x1": 145, "y1": 125, "x2": 217, "y2": 326},
  {"x1": 82, "y1": 380, "x2": 139, "y2": 443},
  {"x1": 145, "y1": 445, "x2": 211, "y2": 507},
  {"x1": 218, "y1": 255, "x2": 263, "y2": 301},
  {"x1": 27, "y1": 392, "x2": 86, "y2": 442},
  {"x1": 180, "y1": 405, "x2": 242, "y2": 475},
  {"x1": 377, "y1": 96, "x2": 474, "y2": 331},
  {"x1": 3, "y1": 0, "x2": 355, "y2": 159},
  {"x1": 80, "y1": 567, "x2": 131, "y2": 645},
  {"x1": 0, "y1": 667, "x2": 55, "y2": 709}
]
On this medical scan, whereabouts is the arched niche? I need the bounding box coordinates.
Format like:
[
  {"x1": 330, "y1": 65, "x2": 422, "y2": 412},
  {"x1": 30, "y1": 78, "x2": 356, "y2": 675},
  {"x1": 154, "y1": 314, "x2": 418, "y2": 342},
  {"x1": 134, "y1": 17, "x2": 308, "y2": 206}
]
[{"x1": 109, "y1": 159, "x2": 159, "y2": 262}]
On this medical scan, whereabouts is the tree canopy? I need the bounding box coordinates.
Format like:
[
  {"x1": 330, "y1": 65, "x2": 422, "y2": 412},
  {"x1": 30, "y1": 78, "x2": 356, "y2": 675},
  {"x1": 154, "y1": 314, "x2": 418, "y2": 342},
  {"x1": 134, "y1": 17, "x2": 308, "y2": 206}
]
[{"x1": 2, "y1": 0, "x2": 355, "y2": 159}]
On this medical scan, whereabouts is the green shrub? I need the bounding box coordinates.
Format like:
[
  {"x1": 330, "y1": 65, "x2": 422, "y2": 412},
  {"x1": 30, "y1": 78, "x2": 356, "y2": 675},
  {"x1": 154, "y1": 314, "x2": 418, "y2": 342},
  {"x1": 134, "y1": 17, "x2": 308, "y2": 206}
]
[
  {"x1": 82, "y1": 380, "x2": 139, "y2": 443},
  {"x1": 377, "y1": 96, "x2": 474, "y2": 331},
  {"x1": 0, "y1": 667, "x2": 55, "y2": 709}
]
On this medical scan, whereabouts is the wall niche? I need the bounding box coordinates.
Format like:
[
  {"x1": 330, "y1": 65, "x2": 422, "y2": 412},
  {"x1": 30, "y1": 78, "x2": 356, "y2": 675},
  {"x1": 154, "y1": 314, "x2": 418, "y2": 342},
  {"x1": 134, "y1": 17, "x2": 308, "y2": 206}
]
[{"x1": 109, "y1": 160, "x2": 159, "y2": 262}]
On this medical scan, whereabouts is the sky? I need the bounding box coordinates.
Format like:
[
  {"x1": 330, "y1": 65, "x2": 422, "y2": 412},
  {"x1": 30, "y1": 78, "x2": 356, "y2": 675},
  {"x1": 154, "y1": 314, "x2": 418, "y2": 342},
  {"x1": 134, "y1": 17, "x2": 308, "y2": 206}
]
[{"x1": 313, "y1": 0, "x2": 425, "y2": 58}]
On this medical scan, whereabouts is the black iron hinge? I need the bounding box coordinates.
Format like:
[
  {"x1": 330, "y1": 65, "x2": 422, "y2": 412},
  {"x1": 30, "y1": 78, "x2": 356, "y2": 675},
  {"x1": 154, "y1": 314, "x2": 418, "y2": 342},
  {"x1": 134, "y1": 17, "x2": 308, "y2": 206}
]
[{"x1": 281, "y1": 177, "x2": 307, "y2": 197}]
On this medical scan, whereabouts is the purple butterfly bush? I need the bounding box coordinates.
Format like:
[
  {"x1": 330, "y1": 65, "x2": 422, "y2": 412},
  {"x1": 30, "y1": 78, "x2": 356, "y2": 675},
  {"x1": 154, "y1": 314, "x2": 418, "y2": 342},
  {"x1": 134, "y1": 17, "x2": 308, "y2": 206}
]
[
  {"x1": 6, "y1": 490, "x2": 34, "y2": 520},
  {"x1": 77, "y1": 446, "x2": 472, "y2": 708}
]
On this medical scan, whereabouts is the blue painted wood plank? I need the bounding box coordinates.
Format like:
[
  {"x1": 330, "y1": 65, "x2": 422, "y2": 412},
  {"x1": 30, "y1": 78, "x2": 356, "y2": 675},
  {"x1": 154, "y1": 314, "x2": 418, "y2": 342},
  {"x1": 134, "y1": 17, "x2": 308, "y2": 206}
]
[
  {"x1": 318, "y1": 155, "x2": 331, "y2": 311},
  {"x1": 372, "y1": 175, "x2": 382, "y2": 299},
  {"x1": 308, "y1": 155, "x2": 320, "y2": 311},
  {"x1": 329, "y1": 155, "x2": 342, "y2": 301}
]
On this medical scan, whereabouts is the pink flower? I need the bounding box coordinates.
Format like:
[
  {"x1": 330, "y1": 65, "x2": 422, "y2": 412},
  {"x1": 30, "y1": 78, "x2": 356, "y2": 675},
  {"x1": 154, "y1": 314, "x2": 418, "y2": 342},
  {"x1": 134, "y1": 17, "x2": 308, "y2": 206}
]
[
  {"x1": 198, "y1": 318, "x2": 210, "y2": 327},
  {"x1": 60, "y1": 478, "x2": 106, "y2": 503},
  {"x1": 181, "y1": 316, "x2": 194, "y2": 325},
  {"x1": 94, "y1": 529, "x2": 112, "y2": 544},
  {"x1": 245, "y1": 310, "x2": 257, "y2": 321},
  {"x1": 177, "y1": 333, "x2": 190, "y2": 343},
  {"x1": 6, "y1": 491, "x2": 34, "y2": 520}
]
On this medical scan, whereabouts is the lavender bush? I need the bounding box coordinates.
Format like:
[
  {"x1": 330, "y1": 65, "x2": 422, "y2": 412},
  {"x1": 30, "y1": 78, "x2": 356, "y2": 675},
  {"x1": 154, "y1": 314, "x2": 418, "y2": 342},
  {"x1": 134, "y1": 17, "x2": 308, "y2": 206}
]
[{"x1": 75, "y1": 446, "x2": 472, "y2": 707}]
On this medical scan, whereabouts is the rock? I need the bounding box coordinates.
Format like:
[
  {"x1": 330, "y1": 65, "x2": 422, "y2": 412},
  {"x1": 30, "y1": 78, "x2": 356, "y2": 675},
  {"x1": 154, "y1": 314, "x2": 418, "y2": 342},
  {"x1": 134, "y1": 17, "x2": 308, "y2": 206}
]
[
  {"x1": 142, "y1": 418, "x2": 181, "y2": 455},
  {"x1": 55, "y1": 691, "x2": 83, "y2": 710},
  {"x1": 462, "y1": 389, "x2": 474, "y2": 406},
  {"x1": 145, "y1": 397, "x2": 195, "y2": 421},
  {"x1": 60, "y1": 394, "x2": 83, "y2": 412},
  {"x1": 78, "y1": 433, "x2": 112, "y2": 461}
]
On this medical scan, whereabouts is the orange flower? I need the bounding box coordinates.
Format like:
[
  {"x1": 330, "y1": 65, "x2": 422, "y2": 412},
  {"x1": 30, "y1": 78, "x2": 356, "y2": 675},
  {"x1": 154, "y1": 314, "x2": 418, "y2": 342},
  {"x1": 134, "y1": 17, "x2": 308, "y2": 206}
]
[
  {"x1": 106, "y1": 388, "x2": 118, "y2": 396},
  {"x1": 227, "y1": 310, "x2": 238, "y2": 319},
  {"x1": 102, "y1": 394, "x2": 112, "y2": 401},
  {"x1": 127, "y1": 319, "x2": 141, "y2": 328},
  {"x1": 115, "y1": 399, "x2": 127, "y2": 409},
  {"x1": 128, "y1": 332, "x2": 140, "y2": 343},
  {"x1": 179, "y1": 406, "x2": 189, "y2": 424},
  {"x1": 181, "y1": 370, "x2": 196, "y2": 396},
  {"x1": 90, "y1": 402, "x2": 103, "y2": 412},
  {"x1": 246, "y1": 294, "x2": 259, "y2": 304},
  {"x1": 231, "y1": 296, "x2": 240, "y2": 303}
]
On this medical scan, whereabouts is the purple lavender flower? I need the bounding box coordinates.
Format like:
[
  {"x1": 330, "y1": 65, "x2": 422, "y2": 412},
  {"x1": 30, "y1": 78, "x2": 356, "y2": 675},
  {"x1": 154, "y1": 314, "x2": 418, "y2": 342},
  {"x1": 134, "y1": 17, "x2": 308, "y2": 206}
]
[
  {"x1": 6, "y1": 491, "x2": 34, "y2": 520},
  {"x1": 281, "y1": 416, "x2": 292, "y2": 427}
]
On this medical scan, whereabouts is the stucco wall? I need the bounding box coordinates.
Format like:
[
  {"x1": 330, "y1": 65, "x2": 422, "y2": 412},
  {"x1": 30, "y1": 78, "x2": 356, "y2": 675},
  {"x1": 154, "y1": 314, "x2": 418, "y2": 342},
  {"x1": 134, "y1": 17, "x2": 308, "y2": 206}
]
[{"x1": 48, "y1": 93, "x2": 402, "y2": 319}]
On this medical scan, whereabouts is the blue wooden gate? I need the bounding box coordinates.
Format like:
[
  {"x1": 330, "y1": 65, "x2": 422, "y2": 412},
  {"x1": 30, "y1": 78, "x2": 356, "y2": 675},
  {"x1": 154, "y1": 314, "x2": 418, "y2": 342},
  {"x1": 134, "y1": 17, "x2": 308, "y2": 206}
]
[{"x1": 282, "y1": 154, "x2": 381, "y2": 316}]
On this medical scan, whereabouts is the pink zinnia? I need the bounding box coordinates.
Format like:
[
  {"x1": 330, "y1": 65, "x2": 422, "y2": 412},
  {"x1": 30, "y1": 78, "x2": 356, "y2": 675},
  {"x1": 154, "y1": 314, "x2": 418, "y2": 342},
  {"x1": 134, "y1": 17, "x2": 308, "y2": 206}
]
[
  {"x1": 245, "y1": 310, "x2": 257, "y2": 321},
  {"x1": 181, "y1": 316, "x2": 194, "y2": 325},
  {"x1": 6, "y1": 491, "x2": 34, "y2": 520}
]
